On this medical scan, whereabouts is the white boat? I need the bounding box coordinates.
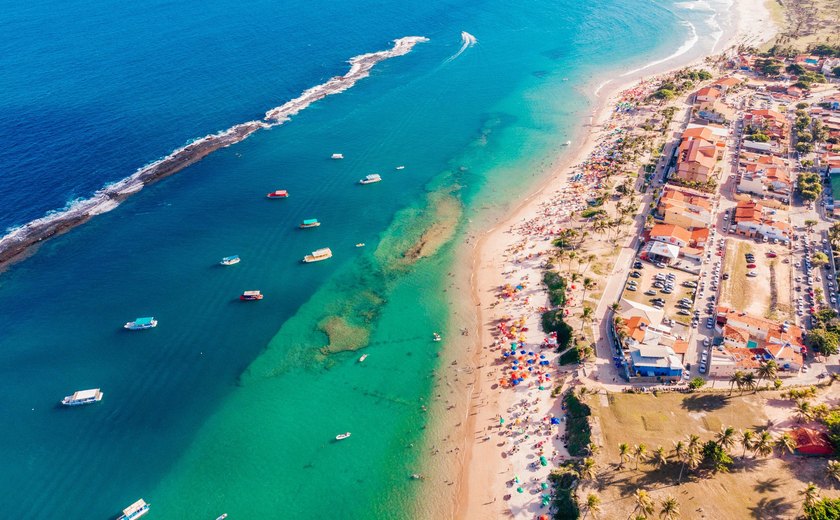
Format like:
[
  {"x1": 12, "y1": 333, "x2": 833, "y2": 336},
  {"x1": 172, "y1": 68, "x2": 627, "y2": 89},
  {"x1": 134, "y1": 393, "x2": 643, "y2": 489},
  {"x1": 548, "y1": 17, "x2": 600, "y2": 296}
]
[
  {"x1": 359, "y1": 174, "x2": 382, "y2": 185},
  {"x1": 395, "y1": 165, "x2": 405, "y2": 170},
  {"x1": 336, "y1": 432, "x2": 351, "y2": 440},
  {"x1": 216, "y1": 515, "x2": 228, "y2": 520},
  {"x1": 331, "y1": 153, "x2": 344, "y2": 160},
  {"x1": 117, "y1": 499, "x2": 150, "y2": 520},
  {"x1": 355, "y1": 243, "x2": 365, "y2": 248},
  {"x1": 124, "y1": 317, "x2": 157, "y2": 330},
  {"x1": 220, "y1": 255, "x2": 240, "y2": 265},
  {"x1": 432, "y1": 332, "x2": 442, "y2": 342},
  {"x1": 303, "y1": 248, "x2": 333, "y2": 263},
  {"x1": 359, "y1": 354, "x2": 368, "y2": 362},
  {"x1": 61, "y1": 388, "x2": 103, "y2": 406}
]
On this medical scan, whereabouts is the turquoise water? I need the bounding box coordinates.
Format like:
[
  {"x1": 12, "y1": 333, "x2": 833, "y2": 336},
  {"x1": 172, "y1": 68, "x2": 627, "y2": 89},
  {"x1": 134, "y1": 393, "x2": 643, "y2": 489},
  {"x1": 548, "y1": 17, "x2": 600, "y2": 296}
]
[{"x1": 0, "y1": 0, "x2": 726, "y2": 517}]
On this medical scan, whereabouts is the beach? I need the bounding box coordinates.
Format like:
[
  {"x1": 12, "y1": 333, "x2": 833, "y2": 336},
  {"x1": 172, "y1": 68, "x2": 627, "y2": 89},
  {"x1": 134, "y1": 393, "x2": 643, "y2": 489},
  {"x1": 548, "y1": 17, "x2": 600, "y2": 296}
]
[{"x1": 455, "y1": 0, "x2": 779, "y2": 517}]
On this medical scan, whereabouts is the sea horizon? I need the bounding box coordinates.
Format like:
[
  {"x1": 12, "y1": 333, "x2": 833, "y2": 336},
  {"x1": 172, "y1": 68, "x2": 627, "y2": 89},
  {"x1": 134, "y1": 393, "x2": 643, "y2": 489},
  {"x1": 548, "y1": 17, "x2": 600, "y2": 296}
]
[{"x1": 0, "y1": 0, "x2": 737, "y2": 517}]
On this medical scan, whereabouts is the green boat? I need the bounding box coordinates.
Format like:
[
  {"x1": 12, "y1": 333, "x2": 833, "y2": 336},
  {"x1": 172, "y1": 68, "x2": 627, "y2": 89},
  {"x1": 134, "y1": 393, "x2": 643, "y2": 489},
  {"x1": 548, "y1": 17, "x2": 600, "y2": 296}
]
[{"x1": 300, "y1": 219, "x2": 320, "y2": 229}]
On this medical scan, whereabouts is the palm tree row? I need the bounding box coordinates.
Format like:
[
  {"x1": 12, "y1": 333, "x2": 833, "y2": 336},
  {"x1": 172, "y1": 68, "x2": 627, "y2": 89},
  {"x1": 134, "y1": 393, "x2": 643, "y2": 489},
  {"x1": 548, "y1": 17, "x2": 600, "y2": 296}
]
[{"x1": 582, "y1": 490, "x2": 680, "y2": 520}]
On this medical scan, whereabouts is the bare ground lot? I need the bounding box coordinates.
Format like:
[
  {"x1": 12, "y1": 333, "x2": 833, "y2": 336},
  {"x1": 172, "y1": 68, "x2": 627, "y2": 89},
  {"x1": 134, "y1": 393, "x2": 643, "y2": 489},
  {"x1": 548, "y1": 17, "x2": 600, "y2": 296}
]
[
  {"x1": 585, "y1": 390, "x2": 840, "y2": 519},
  {"x1": 718, "y1": 237, "x2": 793, "y2": 321}
]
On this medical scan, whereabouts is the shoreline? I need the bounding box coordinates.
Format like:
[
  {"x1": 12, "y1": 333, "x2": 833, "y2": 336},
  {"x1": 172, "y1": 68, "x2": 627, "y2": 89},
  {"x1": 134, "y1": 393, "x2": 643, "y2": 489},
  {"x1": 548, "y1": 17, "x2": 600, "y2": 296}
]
[
  {"x1": 0, "y1": 36, "x2": 428, "y2": 272},
  {"x1": 453, "y1": 0, "x2": 779, "y2": 517}
]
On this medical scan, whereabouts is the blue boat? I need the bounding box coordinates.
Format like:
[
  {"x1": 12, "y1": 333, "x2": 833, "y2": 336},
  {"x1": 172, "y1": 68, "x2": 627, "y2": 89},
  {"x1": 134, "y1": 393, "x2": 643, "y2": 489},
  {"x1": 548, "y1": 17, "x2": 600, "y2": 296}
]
[
  {"x1": 124, "y1": 317, "x2": 158, "y2": 330},
  {"x1": 220, "y1": 255, "x2": 240, "y2": 265},
  {"x1": 299, "y1": 219, "x2": 320, "y2": 229}
]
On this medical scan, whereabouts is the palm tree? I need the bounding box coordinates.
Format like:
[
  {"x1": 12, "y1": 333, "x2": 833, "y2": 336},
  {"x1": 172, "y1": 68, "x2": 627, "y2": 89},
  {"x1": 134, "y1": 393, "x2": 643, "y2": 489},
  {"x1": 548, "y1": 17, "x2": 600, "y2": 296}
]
[
  {"x1": 754, "y1": 431, "x2": 774, "y2": 458},
  {"x1": 587, "y1": 442, "x2": 601, "y2": 456},
  {"x1": 775, "y1": 432, "x2": 796, "y2": 458},
  {"x1": 618, "y1": 443, "x2": 631, "y2": 469},
  {"x1": 799, "y1": 482, "x2": 820, "y2": 510},
  {"x1": 632, "y1": 488, "x2": 655, "y2": 519},
  {"x1": 582, "y1": 493, "x2": 601, "y2": 520},
  {"x1": 716, "y1": 426, "x2": 737, "y2": 453},
  {"x1": 580, "y1": 253, "x2": 597, "y2": 274},
  {"x1": 729, "y1": 371, "x2": 745, "y2": 395},
  {"x1": 795, "y1": 400, "x2": 813, "y2": 423},
  {"x1": 740, "y1": 430, "x2": 756, "y2": 459},
  {"x1": 741, "y1": 373, "x2": 757, "y2": 394},
  {"x1": 826, "y1": 460, "x2": 840, "y2": 484},
  {"x1": 567, "y1": 251, "x2": 577, "y2": 273},
  {"x1": 633, "y1": 443, "x2": 648, "y2": 470},
  {"x1": 659, "y1": 496, "x2": 681, "y2": 520},
  {"x1": 579, "y1": 457, "x2": 598, "y2": 482},
  {"x1": 610, "y1": 302, "x2": 620, "y2": 313},
  {"x1": 650, "y1": 446, "x2": 668, "y2": 470},
  {"x1": 581, "y1": 277, "x2": 596, "y2": 304},
  {"x1": 580, "y1": 306, "x2": 594, "y2": 334},
  {"x1": 756, "y1": 361, "x2": 778, "y2": 390},
  {"x1": 673, "y1": 440, "x2": 687, "y2": 483}
]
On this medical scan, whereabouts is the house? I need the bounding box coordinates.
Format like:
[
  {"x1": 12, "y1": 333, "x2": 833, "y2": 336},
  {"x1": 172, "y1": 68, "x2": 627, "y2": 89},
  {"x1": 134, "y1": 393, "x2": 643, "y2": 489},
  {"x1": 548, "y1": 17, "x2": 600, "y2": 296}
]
[
  {"x1": 649, "y1": 224, "x2": 692, "y2": 248},
  {"x1": 639, "y1": 241, "x2": 680, "y2": 264},
  {"x1": 695, "y1": 86, "x2": 722, "y2": 104},
  {"x1": 744, "y1": 109, "x2": 788, "y2": 143},
  {"x1": 791, "y1": 428, "x2": 834, "y2": 456},
  {"x1": 675, "y1": 137, "x2": 720, "y2": 183},
  {"x1": 628, "y1": 345, "x2": 684, "y2": 380},
  {"x1": 822, "y1": 58, "x2": 840, "y2": 77},
  {"x1": 737, "y1": 158, "x2": 792, "y2": 202},
  {"x1": 715, "y1": 307, "x2": 805, "y2": 372},
  {"x1": 713, "y1": 76, "x2": 741, "y2": 92},
  {"x1": 732, "y1": 200, "x2": 791, "y2": 242},
  {"x1": 657, "y1": 187, "x2": 712, "y2": 229},
  {"x1": 742, "y1": 140, "x2": 780, "y2": 155}
]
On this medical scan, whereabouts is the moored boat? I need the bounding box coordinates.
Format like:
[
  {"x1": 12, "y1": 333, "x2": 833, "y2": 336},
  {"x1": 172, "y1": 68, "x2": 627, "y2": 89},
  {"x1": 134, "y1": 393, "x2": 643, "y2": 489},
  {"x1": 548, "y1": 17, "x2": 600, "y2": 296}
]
[
  {"x1": 61, "y1": 388, "x2": 103, "y2": 406},
  {"x1": 216, "y1": 515, "x2": 228, "y2": 520},
  {"x1": 240, "y1": 290, "x2": 264, "y2": 301},
  {"x1": 395, "y1": 165, "x2": 405, "y2": 170},
  {"x1": 117, "y1": 499, "x2": 150, "y2": 520},
  {"x1": 124, "y1": 317, "x2": 157, "y2": 330},
  {"x1": 266, "y1": 190, "x2": 289, "y2": 198},
  {"x1": 359, "y1": 174, "x2": 381, "y2": 185},
  {"x1": 300, "y1": 219, "x2": 321, "y2": 229},
  {"x1": 358, "y1": 354, "x2": 368, "y2": 362},
  {"x1": 220, "y1": 255, "x2": 240, "y2": 265},
  {"x1": 355, "y1": 243, "x2": 365, "y2": 248},
  {"x1": 331, "y1": 153, "x2": 344, "y2": 160},
  {"x1": 335, "y1": 432, "x2": 351, "y2": 440},
  {"x1": 303, "y1": 248, "x2": 332, "y2": 263}
]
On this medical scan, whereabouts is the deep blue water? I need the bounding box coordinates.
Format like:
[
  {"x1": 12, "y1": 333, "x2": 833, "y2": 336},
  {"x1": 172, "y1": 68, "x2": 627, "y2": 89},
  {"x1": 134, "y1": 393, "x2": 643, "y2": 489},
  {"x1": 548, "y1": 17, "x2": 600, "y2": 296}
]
[{"x1": 0, "y1": 0, "x2": 721, "y2": 517}]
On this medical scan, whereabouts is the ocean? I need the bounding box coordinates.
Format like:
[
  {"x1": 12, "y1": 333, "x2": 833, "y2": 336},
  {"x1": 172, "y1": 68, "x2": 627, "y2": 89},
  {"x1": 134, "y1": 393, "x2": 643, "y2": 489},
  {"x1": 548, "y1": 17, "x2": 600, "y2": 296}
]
[{"x1": 0, "y1": 0, "x2": 732, "y2": 517}]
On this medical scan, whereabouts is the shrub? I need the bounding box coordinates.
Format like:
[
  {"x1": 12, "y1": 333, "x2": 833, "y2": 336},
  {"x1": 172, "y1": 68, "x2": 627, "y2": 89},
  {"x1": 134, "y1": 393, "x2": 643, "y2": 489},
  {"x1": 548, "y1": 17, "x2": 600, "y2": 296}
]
[
  {"x1": 563, "y1": 393, "x2": 592, "y2": 456},
  {"x1": 805, "y1": 498, "x2": 840, "y2": 520},
  {"x1": 542, "y1": 271, "x2": 567, "y2": 307}
]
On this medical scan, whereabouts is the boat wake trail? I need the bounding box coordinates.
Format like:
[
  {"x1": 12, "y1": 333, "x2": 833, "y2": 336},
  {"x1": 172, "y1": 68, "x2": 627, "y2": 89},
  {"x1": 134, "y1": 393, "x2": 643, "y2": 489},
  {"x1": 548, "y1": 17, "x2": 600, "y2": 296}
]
[
  {"x1": 0, "y1": 36, "x2": 429, "y2": 269},
  {"x1": 444, "y1": 31, "x2": 477, "y2": 63}
]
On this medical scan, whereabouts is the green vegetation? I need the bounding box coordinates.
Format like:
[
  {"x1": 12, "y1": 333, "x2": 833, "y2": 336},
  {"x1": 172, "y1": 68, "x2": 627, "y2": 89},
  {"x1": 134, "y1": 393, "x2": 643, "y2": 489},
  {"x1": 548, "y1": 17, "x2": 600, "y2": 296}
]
[
  {"x1": 823, "y1": 410, "x2": 840, "y2": 452},
  {"x1": 547, "y1": 463, "x2": 580, "y2": 519},
  {"x1": 543, "y1": 271, "x2": 568, "y2": 307},
  {"x1": 564, "y1": 392, "x2": 593, "y2": 456},
  {"x1": 580, "y1": 207, "x2": 606, "y2": 219},
  {"x1": 755, "y1": 57, "x2": 783, "y2": 76},
  {"x1": 688, "y1": 376, "x2": 706, "y2": 390},
  {"x1": 805, "y1": 497, "x2": 840, "y2": 520},
  {"x1": 808, "y1": 309, "x2": 840, "y2": 356},
  {"x1": 559, "y1": 346, "x2": 580, "y2": 365},
  {"x1": 797, "y1": 172, "x2": 822, "y2": 201}
]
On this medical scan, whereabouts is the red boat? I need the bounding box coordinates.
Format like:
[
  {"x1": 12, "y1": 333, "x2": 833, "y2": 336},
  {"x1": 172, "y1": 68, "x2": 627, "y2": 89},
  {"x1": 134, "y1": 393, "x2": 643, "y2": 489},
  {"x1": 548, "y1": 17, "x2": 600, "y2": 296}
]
[
  {"x1": 240, "y1": 290, "x2": 264, "y2": 301},
  {"x1": 267, "y1": 190, "x2": 289, "y2": 199}
]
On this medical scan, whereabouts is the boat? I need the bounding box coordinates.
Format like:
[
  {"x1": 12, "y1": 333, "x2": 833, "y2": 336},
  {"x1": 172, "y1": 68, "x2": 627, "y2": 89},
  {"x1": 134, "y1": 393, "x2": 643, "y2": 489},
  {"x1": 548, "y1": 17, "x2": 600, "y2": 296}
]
[
  {"x1": 220, "y1": 255, "x2": 240, "y2": 265},
  {"x1": 300, "y1": 219, "x2": 321, "y2": 229},
  {"x1": 359, "y1": 354, "x2": 368, "y2": 362},
  {"x1": 117, "y1": 499, "x2": 150, "y2": 520},
  {"x1": 395, "y1": 165, "x2": 405, "y2": 170},
  {"x1": 216, "y1": 515, "x2": 228, "y2": 520},
  {"x1": 303, "y1": 248, "x2": 332, "y2": 263},
  {"x1": 335, "y1": 432, "x2": 351, "y2": 440},
  {"x1": 124, "y1": 317, "x2": 158, "y2": 330},
  {"x1": 359, "y1": 174, "x2": 381, "y2": 185},
  {"x1": 355, "y1": 243, "x2": 365, "y2": 248},
  {"x1": 266, "y1": 190, "x2": 289, "y2": 198},
  {"x1": 240, "y1": 290, "x2": 264, "y2": 301},
  {"x1": 331, "y1": 153, "x2": 344, "y2": 160},
  {"x1": 61, "y1": 388, "x2": 103, "y2": 406},
  {"x1": 564, "y1": 141, "x2": 571, "y2": 146},
  {"x1": 432, "y1": 332, "x2": 442, "y2": 342}
]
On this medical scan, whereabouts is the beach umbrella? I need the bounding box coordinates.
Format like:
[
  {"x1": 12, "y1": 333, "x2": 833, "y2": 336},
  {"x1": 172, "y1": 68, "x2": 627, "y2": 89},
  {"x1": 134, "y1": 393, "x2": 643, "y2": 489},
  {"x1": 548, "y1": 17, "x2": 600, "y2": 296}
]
[
  {"x1": 516, "y1": 487, "x2": 524, "y2": 493},
  {"x1": 550, "y1": 417, "x2": 560, "y2": 425},
  {"x1": 540, "y1": 456, "x2": 548, "y2": 466},
  {"x1": 541, "y1": 482, "x2": 549, "y2": 490},
  {"x1": 514, "y1": 476, "x2": 519, "y2": 483}
]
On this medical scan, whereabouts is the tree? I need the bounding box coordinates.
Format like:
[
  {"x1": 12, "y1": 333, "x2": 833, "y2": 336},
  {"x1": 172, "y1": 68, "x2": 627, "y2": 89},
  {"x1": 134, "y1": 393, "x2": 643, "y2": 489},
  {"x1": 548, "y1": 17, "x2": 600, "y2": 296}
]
[
  {"x1": 702, "y1": 440, "x2": 734, "y2": 473},
  {"x1": 633, "y1": 489, "x2": 655, "y2": 519},
  {"x1": 805, "y1": 497, "x2": 840, "y2": 519},
  {"x1": 800, "y1": 482, "x2": 821, "y2": 511},
  {"x1": 807, "y1": 328, "x2": 840, "y2": 356},
  {"x1": 579, "y1": 457, "x2": 597, "y2": 482},
  {"x1": 633, "y1": 443, "x2": 648, "y2": 470},
  {"x1": 688, "y1": 376, "x2": 706, "y2": 390},
  {"x1": 812, "y1": 252, "x2": 830, "y2": 268},
  {"x1": 756, "y1": 361, "x2": 778, "y2": 390},
  {"x1": 587, "y1": 442, "x2": 600, "y2": 456},
  {"x1": 805, "y1": 219, "x2": 819, "y2": 232},
  {"x1": 754, "y1": 431, "x2": 774, "y2": 458},
  {"x1": 582, "y1": 493, "x2": 601, "y2": 520},
  {"x1": 618, "y1": 443, "x2": 630, "y2": 469},
  {"x1": 796, "y1": 400, "x2": 814, "y2": 423},
  {"x1": 834, "y1": 66, "x2": 840, "y2": 78},
  {"x1": 826, "y1": 460, "x2": 840, "y2": 484},
  {"x1": 580, "y1": 306, "x2": 594, "y2": 334},
  {"x1": 650, "y1": 446, "x2": 668, "y2": 470},
  {"x1": 673, "y1": 440, "x2": 687, "y2": 483},
  {"x1": 775, "y1": 432, "x2": 796, "y2": 458},
  {"x1": 740, "y1": 430, "x2": 756, "y2": 459},
  {"x1": 741, "y1": 373, "x2": 757, "y2": 394},
  {"x1": 659, "y1": 496, "x2": 681, "y2": 520},
  {"x1": 716, "y1": 426, "x2": 737, "y2": 453},
  {"x1": 729, "y1": 371, "x2": 745, "y2": 395}
]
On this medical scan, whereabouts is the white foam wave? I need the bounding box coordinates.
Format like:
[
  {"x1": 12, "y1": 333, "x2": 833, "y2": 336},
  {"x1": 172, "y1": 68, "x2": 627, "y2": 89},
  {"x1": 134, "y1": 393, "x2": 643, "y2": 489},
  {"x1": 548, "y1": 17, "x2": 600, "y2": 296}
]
[
  {"x1": 0, "y1": 36, "x2": 429, "y2": 265},
  {"x1": 444, "y1": 31, "x2": 477, "y2": 64},
  {"x1": 620, "y1": 20, "x2": 699, "y2": 77}
]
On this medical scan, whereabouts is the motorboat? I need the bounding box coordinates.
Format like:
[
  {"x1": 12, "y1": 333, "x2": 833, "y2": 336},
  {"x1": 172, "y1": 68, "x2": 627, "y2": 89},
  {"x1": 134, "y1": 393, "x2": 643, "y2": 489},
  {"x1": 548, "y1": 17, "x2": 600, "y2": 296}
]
[
  {"x1": 300, "y1": 219, "x2": 321, "y2": 229},
  {"x1": 359, "y1": 174, "x2": 381, "y2": 185},
  {"x1": 266, "y1": 190, "x2": 289, "y2": 198},
  {"x1": 220, "y1": 255, "x2": 240, "y2": 265},
  {"x1": 240, "y1": 290, "x2": 264, "y2": 301},
  {"x1": 359, "y1": 354, "x2": 368, "y2": 362},
  {"x1": 124, "y1": 317, "x2": 157, "y2": 330},
  {"x1": 117, "y1": 499, "x2": 150, "y2": 520},
  {"x1": 395, "y1": 165, "x2": 405, "y2": 170},
  {"x1": 432, "y1": 332, "x2": 442, "y2": 342},
  {"x1": 61, "y1": 388, "x2": 103, "y2": 406},
  {"x1": 335, "y1": 432, "x2": 351, "y2": 440},
  {"x1": 331, "y1": 153, "x2": 344, "y2": 159},
  {"x1": 355, "y1": 243, "x2": 365, "y2": 248},
  {"x1": 216, "y1": 515, "x2": 228, "y2": 520},
  {"x1": 303, "y1": 248, "x2": 332, "y2": 263}
]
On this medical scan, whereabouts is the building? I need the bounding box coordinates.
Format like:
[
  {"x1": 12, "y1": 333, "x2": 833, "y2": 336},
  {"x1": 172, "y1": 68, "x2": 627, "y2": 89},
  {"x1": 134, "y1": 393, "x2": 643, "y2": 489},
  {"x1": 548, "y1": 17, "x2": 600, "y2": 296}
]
[
  {"x1": 732, "y1": 199, "x2": 791, "y2": 243},
  {"x1": 674, "y1": 127, "x2": 725, "y2": 184},
  {"x1": 737, "y1": 160, "x2": 791, "y2": 203},
  {"x1": 657, "y1": 187, "x2": 712, "y2": 229},
  {"x1": 714, "y1": 307, "x2": 805, "y2": 373},
  {"x1": 639, "y1": 241, "x2": 680, "y2": 264},
  {"x1": 629, "y1": 345, "x2": 684, "y2": 380},
  {"x1": 649, "y1": 224, "x2": 692, "y2": 248},
  {"x1": 744, "y1": 109, "x2": 788, "y2": 143},
  {"x1": 792, "y1": 428, "x2": 834, "y2": 456}
]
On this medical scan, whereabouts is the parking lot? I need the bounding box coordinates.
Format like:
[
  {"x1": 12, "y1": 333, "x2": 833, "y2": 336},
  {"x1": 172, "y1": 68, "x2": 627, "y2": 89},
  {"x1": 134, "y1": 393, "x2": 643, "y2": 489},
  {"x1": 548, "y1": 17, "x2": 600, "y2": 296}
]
[{"x1": 622, "y1": 260, "x2": 699, "y2": 334}]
